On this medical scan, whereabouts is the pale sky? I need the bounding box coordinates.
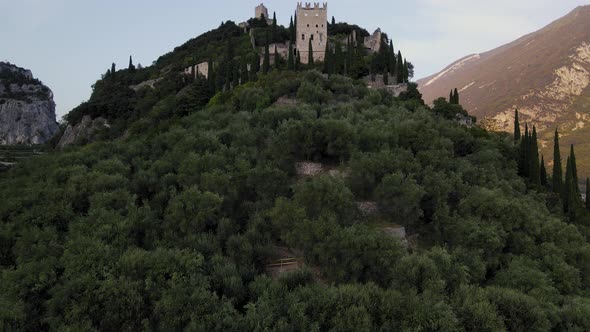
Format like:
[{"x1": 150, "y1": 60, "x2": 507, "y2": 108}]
[{"x1": 1, "y1": 0, "x2": 588, "y2": 119}]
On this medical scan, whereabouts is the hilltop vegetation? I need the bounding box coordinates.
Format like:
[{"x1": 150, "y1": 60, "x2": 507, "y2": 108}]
[{"x1": 2, "y1": 70, "x2": 590, "y2": 331}]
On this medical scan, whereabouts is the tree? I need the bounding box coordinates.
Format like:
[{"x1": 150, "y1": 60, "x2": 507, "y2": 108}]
[
  {"x1": 287, "y1": 42, "x2": 294, "y2": 70},
  {"x1": 552, "y1": 129, "x2": 563, "y2": 194},
  {"x1": 295, "y1": 51, "x2": 301, "y2": 71},
  {"x1": 263, "y1": 34, "x2": 270, "y2": 74},
  {"x1": 564, "y1": 157, "x2": 576, "y2": 213},
  {"x1": 271, "y1": 12, "x2": 277, "y2": 42},
  {"x1": 323, "y1": 42, "x2": 332, "y2": 74},
  {"x1": 453, "y1": 88, "x2": 459, "y2": 104},
  {"x1": 389, "y1": 41, "x2": 396, "y2": 77},
  {"x1": 570, "y1": 145, "x2": 579, "y2": 194},
  {"x1": 514, "y1": 109, "x2": 521, "y2": 141},
  {"x1": 111, "y1": 63, "x2": 116, "y2": 80},
  {"x1": 586, "y1": 178, "x2": 590, "y2": 211},
  {"x1": 274, "y1": 45, "x2": 282, "y2": 70},
  {"x1": 128, "y1": 56, "x2": 136, "y2": 73},
  {"x1": 529, "y1": 126, "x2": 541, "y2": 186},
  {"x1": 383, "y1": 66, "x2": 389, "y2": 85},
  {"x1": 396, "y1": 51, "x2": 404, "y2": 83},
  {"x1": 540, "y1": 155, "x2": 548, "y2": 187},
  {"x1": 449, "y1": 90, "x2": 454, "y2": 103},
  {"x1": 332, "y1": 16, "x2": 336, "y2": 25},
  {"x1": 289, "y1": 16, "x2": 296, "y2": 42},
  {"x1": 518, "y1": 124, "x2": 529, "y2": 177},
  {"x1": 240, "y1": 62, "x2": 249, "y2": 84},
  {"x1": 308, "y1": 39, "x2": 314, "y2": 65}
]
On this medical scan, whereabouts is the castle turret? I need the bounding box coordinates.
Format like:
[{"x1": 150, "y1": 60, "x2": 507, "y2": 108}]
[
  {"x1": 255, "y1": 3, "x2": 269, "y2": 20},
  {"x1": 296, "y1": 2, "x2": 328, "y2": 64}
]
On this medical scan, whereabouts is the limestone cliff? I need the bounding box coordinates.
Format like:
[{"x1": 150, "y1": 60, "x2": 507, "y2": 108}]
[
  {"x1": 0, "y1": 62, "x2": 59, "y2": 145},
  {"x1": 57, "y1": 115, "x2": 110, "y2": 149}
]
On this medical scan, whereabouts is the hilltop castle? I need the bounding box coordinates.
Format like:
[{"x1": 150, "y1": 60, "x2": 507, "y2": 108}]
[{"x1": 296, "y1": 2, "x2": 328, "y2": 64}]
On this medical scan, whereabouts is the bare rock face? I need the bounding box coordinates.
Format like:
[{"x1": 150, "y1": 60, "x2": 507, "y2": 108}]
[
  {"x1": 0, "y1": 62, "x2": 59, "y2": 145},
  {"x1": 57, "y1": 115, "x2": 109, "y2": 149}
]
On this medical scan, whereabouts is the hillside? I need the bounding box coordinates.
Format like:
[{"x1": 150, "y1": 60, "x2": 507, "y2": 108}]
[
  {"x1": 0, "y1": 62, "x2": 59, "y2": 145},
  {"x1": 1, "y1": 69, "x2": 590, "y2": 330},
  {"x1": 417, "y1": 5, "x2": 590, "y2": 180}
]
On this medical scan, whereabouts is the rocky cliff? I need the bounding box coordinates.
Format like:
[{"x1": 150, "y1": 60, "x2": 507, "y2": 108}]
[{"x1": 0, "y1": 62, "x2": 59, "y2": 145}]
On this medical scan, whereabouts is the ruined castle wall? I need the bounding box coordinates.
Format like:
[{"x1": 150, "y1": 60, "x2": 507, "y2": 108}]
[{"x1": 296, "y1": 2, "x2": 328, "y2": 64}]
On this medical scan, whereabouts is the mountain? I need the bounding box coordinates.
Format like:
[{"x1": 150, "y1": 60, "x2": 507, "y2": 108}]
[
  {"x1": 417, "y1": 5, "x2": 590, "y2": 177},
  {"x1": 0, "y1": 62, "x2": 59, "y2": 145}
]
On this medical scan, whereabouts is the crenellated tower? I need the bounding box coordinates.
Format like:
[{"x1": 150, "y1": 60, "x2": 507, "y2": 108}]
[{"x1": 296, "y1": 2, "x2": 328, "y2": 64}]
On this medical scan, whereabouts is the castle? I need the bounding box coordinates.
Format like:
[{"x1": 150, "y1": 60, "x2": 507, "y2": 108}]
[{"x1": 296, "y1": 2, "x2": 328, "y2": 64}]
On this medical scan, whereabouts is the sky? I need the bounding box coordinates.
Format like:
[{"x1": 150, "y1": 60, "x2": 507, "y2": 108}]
[{"x1": 1, "y1": 0, "x2": 589, "y2": 119}]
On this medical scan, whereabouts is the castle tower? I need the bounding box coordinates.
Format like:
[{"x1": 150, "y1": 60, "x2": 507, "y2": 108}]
[
  {"x1": 296, "y1": 2, "x2": 328, "y2": 64},
  {"x1": 255, "y1": 3, "x2": 269, "y2": 20}
]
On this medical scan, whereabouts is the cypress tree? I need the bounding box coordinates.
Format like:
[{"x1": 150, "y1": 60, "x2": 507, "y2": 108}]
[
  {"x1": 274, "y1": 45, "x2": 281, "y2": 70},
  {"x1": 514, "y1": 109, "x2": 521, "y2": 141},
  {"x1": 389, "y1": 41, "x2": 396, "y2": 73},
  {"x1": 263, "y1": 34, "x2": 270, "y2": 74},
  {"x1": 383, "y1": 66, "x2": 389, "y2": 85},
  {"x1": 308, "y1": 39, "x2": 314, "y2": 65},
  {"x1": 272, "y1": 12, "x2": 277, "y2": 42},
  {"x1": 449, "y1": 90, "x2": 454, "y2": 103},
  {"x1": 552, "y1": 128, "x2": 563, "y2": 193},
  {"x1": 404, "y1": 59, "x2": 409, "y2": 83},
  {"x1": 396, "y1": 51, "x2": 404, "y2": 83},
  {"x1": 251, "y1": 54, "x2": 260, "y2": 81},
  {"x1": 334, "y1": 42, "x2": 343, "y2": 74},
  {"x1": 111, "y1": 63, "x2": 116, "y2": 80},
  {"x1": 518, "y1": 124, "x2": 530, "y2": 178},
  {"x1": 240, "y1": 62, "x2": 249, "y2": 83},
  {"x1": 564, "y1": 157, "x2": 572, "y2": 212},
  {"x1": 289, "y1": 16, "x2": 295, "y2": 42},
  {"x1": 570, "y1": 145, "x2": 580, "y2": 194},
  {"x1": 529, "y1": 126, "x2": 541, "y2": 186},
  {"x1": 586, "y1": 178, "x2": 590, "y2": 211},
  {"x1": 323, "y1": 42, "x2": 332, "y2": 74},
  {"x1": 128, "y1": 56, "x2": 135, "y2": 73},
  {"x1": 540, "y1": 155, "x2": 548, "y2": 187},
  {"x1": 288, "y1": 42, "x2": 294, "y2": 70},
  {"x1": 332, "y1": 16, "x2": 336, "y2": 25},
  {"x1": 453, "y1": 88, "x2": 459, "y2": 105},
  {"x1": 295, "y1": 51, "x2": 301, "y2": 71},
  {"x1": 232, "y1": 65, "x2": 240, "y2": 87}
]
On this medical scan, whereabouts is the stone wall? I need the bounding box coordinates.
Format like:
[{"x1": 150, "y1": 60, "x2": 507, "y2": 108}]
[
  {"x1": 296, "y1": 2, "x2": 328, "y2": 64},
  {"x1": 183, "y1": 61, "x2": 209, "y2": 79}
]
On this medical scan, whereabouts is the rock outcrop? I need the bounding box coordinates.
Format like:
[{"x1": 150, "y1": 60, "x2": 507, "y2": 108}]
[
  {"x1": 57, "y1": 115, "x2": 110, "y2": 149},
  {"x1": 0, "y1": 62, "x2": 59, "y2": 145}
]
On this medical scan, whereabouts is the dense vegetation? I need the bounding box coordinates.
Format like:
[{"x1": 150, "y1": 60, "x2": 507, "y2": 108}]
[
  {"x1": 2, "y1": 70, "x2": 590, "y2": 331},
  {"x1": 0, "y1": 62, "x2": 51, "y2": 102}
]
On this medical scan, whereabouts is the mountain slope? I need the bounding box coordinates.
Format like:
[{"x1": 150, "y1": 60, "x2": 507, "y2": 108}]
[{"x1": 417, "y1": 5, "x2": 590, "y2": 177}]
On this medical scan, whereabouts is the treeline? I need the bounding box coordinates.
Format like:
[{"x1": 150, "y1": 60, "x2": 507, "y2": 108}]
[
  {"x1": 514, "y1": 109, "x2": 590, "y2": 218},
  {"x1": 2, "y1": 71, "x2": 590, "y2": 330}
]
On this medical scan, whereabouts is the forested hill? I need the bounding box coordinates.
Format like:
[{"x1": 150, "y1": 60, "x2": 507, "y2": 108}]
[
  {"x1": 58, "y1": 19, "x2": 412, "y2": 143},
  {"x1": 2, "y1": 70, "x2": 590, "y2": 330}
]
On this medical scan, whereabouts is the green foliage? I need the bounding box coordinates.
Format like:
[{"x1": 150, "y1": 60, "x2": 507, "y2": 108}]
[{"x1": 2, "y1": 71, "x2": 590, "y2": 330}]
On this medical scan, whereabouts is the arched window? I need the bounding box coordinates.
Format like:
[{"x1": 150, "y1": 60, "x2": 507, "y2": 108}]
[{"x1": 302, "y1": 34, "x2": 305, "y2": 40}]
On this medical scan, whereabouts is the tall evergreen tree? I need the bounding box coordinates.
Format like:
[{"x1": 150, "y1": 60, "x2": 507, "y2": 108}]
[
  {"x1": 449, "y1": 90, "x2": 454, "y2": 103},
  {"x1": 323, "y1": 42, "x2": 332, "y2": 74},
  {"x1": 563, "y1": 156, "x2": 579, "y2": 214},
  {"x1": 274, "y1": 45, "x2": 281, "y2": 70},
  {"x1": 128, "y1": 56, "x2": 135, "y2": 73},
  {"x1": 308, "y1": 39, "x2": 314, "y2": 65},
  {"x1": 383, "y1": 66, "x2": 389, "y2": 85},
  {"x1": 570, "y1": 145, "x2": 580, "y2": 194},
  {"x1": 289, "y1": 16, "x2": 295, "y2": 42},
  {"x1": 518, "y1": 124, "x2": 530, "y2": 178},
  {"x1": 288, "y1": 42, "x2": 294, "y2": 70},
  {"x1": 396, "y1": 51, "x2": 404, "y2": 83},
  {"x1": 111, "y1": 63, "x2": 116, "y2": 80},
  {"x1": 389, "y1": 41, "x2": 396, "y2": 76},
  {"x1": 586, "y1": 178, "x2": 590, "y2": 211},
  {"x1": 552, "y1": 129, "x2": 563, "y2": 194},
  {"x1": 240, "y1": 62, "x2": 249, "y2": 84},
  {"x1": 529, "y1": 126, "x2": 541, "y2": 186},
  {"x1": 263, "y1": 34, "x2": 270, "y2": 74},
  {"x1": 295, "y1": 51, "x2": 301, "y2": 71},
  {"x1": 453, "y1": 88, "x2": 459, "y2": 104},
  {"x1": 334, "y1": 42, "x2": 343, "y2": 74},
  {"x1": 332, "y1": 16, "x2": 336, "y2": 25},
  {"x1": 404, "y1": 59, "x2": 409, "y2": 83},
  {"x1": 514, "y1": 109, "x2": 521, "y2": 141},
  {"x1": 271, "y1": 12, "x2": 277, "y2": 42},
  {"x1": 540, "y1": 155, "x2": 548, "y2": 187}
]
